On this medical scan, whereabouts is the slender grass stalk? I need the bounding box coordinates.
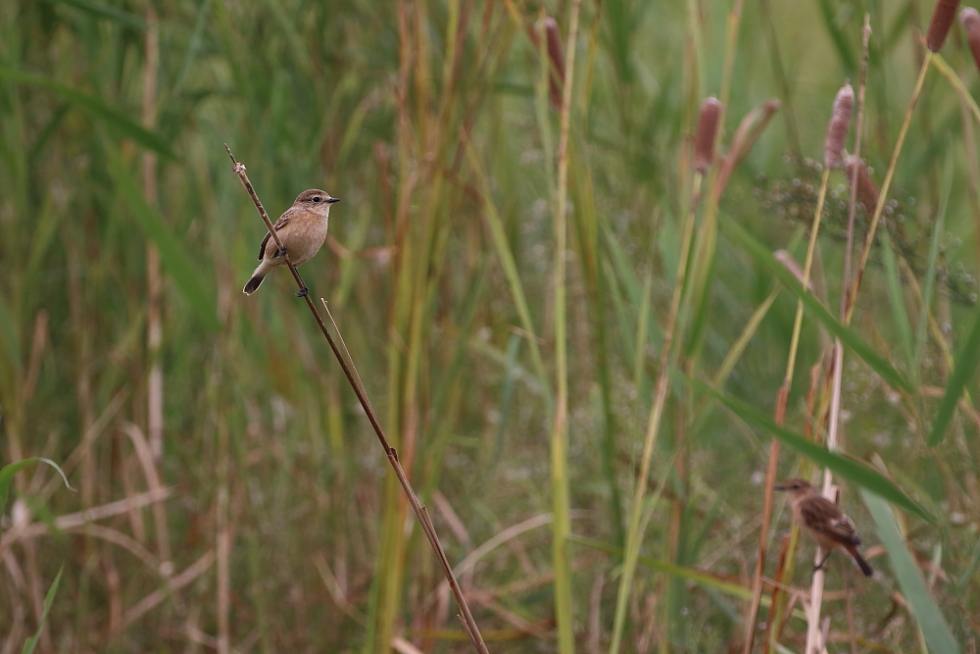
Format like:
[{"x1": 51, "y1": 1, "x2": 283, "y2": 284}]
[
  {"x1": 225, "y1": 148, "x2": 489, "y2": 654},
  {"x1": 844, "y1": 55, "x2": 930, "y2": 324},
  {"x1": 745, "y1": 78, "x2": 852, "y2": 654},
  {"x1": 142, "y1": 6, "x2": 164, "y2": 465},
  {"x1": 805, "y1": 22, "x2": 870, "y2": 654},
  {"x1": 550, "y1": 4, "x2": 582, "y2": 652}
]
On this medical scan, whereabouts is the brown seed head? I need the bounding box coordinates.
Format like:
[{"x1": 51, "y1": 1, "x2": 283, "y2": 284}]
[
  {"x1": 543, "y1": 17, "x2": 564, "y2": 110},
  {"x1": 694, "y1": 97, "x2": 722, "y2": 174},
  {"x1": 960, "y1": 8, "x2": 980, "y2": 73},
  {"x1": 824, "y1": 83, "x2": 854, "y2": 169},
  {"x1": 927, "y1": 0, "x2": 961, "y2": 52},
  {"x1": 844, "y1": 155, "x2": 879, "y2": 216}
]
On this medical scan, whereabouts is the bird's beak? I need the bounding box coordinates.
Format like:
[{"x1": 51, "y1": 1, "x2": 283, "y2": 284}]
[
  {"x1": 327, "y1": 197, "x2": 341, "y2": 203},
  {"x1": 774, "y1": 484, "x2": 786, "y2": 491}
]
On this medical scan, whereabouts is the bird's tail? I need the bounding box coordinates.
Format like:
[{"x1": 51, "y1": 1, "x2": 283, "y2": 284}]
[
  {"x1": 243, "y1": 274, "x2": 265, "y2": 295},
  {"x1": 849, "y1": 548, "x2": 874, "y2": 577}
]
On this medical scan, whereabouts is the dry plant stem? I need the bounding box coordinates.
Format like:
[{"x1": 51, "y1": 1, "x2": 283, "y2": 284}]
[
  {"x1": 216, "y1": 421, "x2": 231, "y2": 654},
  {"x1": 224, "y1": 146, "x2": 488, "y2": 654},
  {"x1": 746, "y1": 387, "x2": 784, "y2": 654},
  {"x1": 806, "y1": 18, "x2": 872, "y2": 654},
  {"x1": 845, "y1": 53, "x2": 931, "y2": 324},
  {"x1": 746, "y1": 168, "x2": 830, "y2": 654}
]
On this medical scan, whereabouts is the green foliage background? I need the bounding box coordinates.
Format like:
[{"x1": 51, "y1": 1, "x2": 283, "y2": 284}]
[{"x1": 1, "y1": 0, "x2": 978, "y2": 651}]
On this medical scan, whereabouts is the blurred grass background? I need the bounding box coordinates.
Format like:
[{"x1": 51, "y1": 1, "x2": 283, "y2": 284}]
[{"x1": 1, "y1": 0, "x2": 979, "y2": 652}]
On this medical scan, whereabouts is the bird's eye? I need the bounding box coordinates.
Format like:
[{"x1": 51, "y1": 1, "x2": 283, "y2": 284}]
[{"x1": 312, "y1": 196, "x2": 321, "y2": 203}]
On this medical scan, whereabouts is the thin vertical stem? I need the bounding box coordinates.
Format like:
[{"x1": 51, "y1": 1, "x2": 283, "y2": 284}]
[
  {"x1": 806, "y1": 16, "x2": 872, "y2": 654},
  {"x1": 845, "y1": 54, "x2": 931, "y2": 324},
  {"x1": 552, "y1": 3, "x2": 581, "y2": 653}
]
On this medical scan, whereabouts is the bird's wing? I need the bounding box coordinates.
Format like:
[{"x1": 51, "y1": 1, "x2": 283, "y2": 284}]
[
  {"x1": 800, "y1": 497, "x2": 862, "y2": 546},
  {"x1": 827, "y1": 514, "x2": 862, "y2": 545},
  {"x1": 257, "y1": 215, "x2": 292, "y2": 260}
]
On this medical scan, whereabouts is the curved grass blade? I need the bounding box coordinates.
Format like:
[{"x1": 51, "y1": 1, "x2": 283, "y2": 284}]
[
  {"x1": 1, "y1": 458, "x2": 75, "y2": 511},
  {"x1": 0, "y1": 67, "x2": 175, "y2": 159},
  {"x1": 881, "y1": 232, "x2": 915, "y2": 375},
  {"x1": 719, "y1": 214, "x2": 914, "y2": 393},
  {"x1": 106, "y1": 147, "x2": 220, "y2": 332},
  {"x1": 862, "y1": 491, "x2": 961, "y2": 654},
  {"x1": 924, "y1": 160, "x2": 970, "y2": 447},
  {"x1": 569, "y1": 533, "x2": 750, "y2": 599},
  {"x1": 927, "y1": 305, "x2": 980, "y2": 446},
  {"x1": 816, "y1": 0, "x2": 857, "y2": 72},
  {"x1": 695, "y1": 380, "x2": 933, "y2": 523},
  {"x1": 43, "y1": 0, "x2": 147, "y2": 29}
]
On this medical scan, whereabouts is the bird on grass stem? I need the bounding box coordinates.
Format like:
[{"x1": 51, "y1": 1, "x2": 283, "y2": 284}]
[
  {"x1": 775, "y1": 478, "x2": 874, "y2": 577},
  {"x1": 243, "y1": 188, "x2": 340, "y2": 297}
]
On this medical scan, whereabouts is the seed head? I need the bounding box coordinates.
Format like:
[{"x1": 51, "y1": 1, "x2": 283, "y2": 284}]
[
  {"x1": 824, "y1": 84, "x2": 854, "y2": 170},
  {"x1": 543, "y1": 17, "x2": 564, "y2": 110},
  {"x1": 960, "y1": 8, "x2": 980, "y2": 74},
  {"x1": 694, "y1": 97, "x2": 722, "y2": 174},
  {"x1": 927, "y1": 0, "x2": 961, "y2": 52},
  {"x1": 844, "y1": 155, "x2": 879, "y2": 217}
]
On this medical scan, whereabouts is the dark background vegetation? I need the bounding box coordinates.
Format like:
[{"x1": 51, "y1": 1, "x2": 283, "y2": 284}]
[{"x1": 1, "y1": 0, "x2": 978, "y2": 652}]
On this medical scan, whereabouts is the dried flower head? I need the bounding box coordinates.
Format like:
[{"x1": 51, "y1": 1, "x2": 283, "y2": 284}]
[
  {"x1": 844, "y1": 155, "x2": 879, "y2": 216},
  {"x1": 927, "y1": 0, "x2": 961, "y2": 52},
  {"x1": 543, "y1": 17, "x2": 564, "y2": 110},
  {"x1": 960, "y1": 8, "x2": 980, "y2": 73},
  {"x1": 694, "y1": 97, "x2": 722, "y2": 174},
  {"x1": 824, "y1": 84, "x2": 854, "y2": 169}
]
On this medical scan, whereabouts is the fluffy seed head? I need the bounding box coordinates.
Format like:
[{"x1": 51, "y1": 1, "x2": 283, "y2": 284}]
[
  {"x1": 960, "y1": 8, "x2": 980, "y2": 73},
  {"x1": 824, "y1": 83, "x2": 854, "y2": 169}
]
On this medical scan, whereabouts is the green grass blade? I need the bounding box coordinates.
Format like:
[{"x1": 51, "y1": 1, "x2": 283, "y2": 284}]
[
  {"x1": 0, "y1": 290, "x2": 21, "y2": 379},
  {"x1": 862, "y1": 491, "x2": 961, "y2": 654},
  {"x1": 569, "y1": 533, "x2": 751, "y2": 599},
  {"x1": 880, "y1": 231, "x2": 915, "y2": 375},
  {"x1": 0, "y1": 67, "x2": 175, "y2": 159},
  {"x1": 43, "y1": 0, "x2": 147, "y2": 29},
  {"x1": 927, "y1": 305, "x2": 980, "y2": 446},
  {"x1": 913, "y1": 157, "x2": 951, "y2": 374},
  {"x1": 816, "y1": 0, "x2": 857, "y2": 72},
  {"x1": 719, "y1": 214, "x2": 915, "y2": 393},
  {"x1": 696, "y1": 381, "x2": 933, "y2": 522},
  {"x1": 465, "y1": 144, "x2": 550, "y2": 399},
  {"x1": 493, "y1": 333, "x2": 521, "y2": 468},
  {"x1": 106, "y1": 147, "x2": 220, "y2": 332},
  {"x1": 1, "y1": 458, "x2": 74, "y2": 510},
  {"x1": 21, "y1": 565, "x2": 64, "y2": 654}
]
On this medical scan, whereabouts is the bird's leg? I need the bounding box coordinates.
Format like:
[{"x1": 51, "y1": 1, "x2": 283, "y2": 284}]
[
  {"x1": 813, "y1": 550, "x2": 833, "y2": 572},
  {"x1": 276, "y1": 246, "x2": 288, "y2": 258},
  {"x1": 294, "y1": 270, "x2": 309, "y2": 297}
]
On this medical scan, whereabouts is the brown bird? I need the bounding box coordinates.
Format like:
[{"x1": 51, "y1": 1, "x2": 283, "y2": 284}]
[
  {"x1": 775, "y1": 478, "x2": 873, "y2": 577},
  {"x1": 243, "y1": 189, "x2": 340, "y2": 296}
]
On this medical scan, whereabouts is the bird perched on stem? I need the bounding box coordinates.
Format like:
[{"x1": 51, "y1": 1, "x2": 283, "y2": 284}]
[
  {"x1": 775, "y1": 478, "x2": 873, "y2": 577},
  {"x1": 243, "y1": 188, "x2": 340, "y2": 296}
]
